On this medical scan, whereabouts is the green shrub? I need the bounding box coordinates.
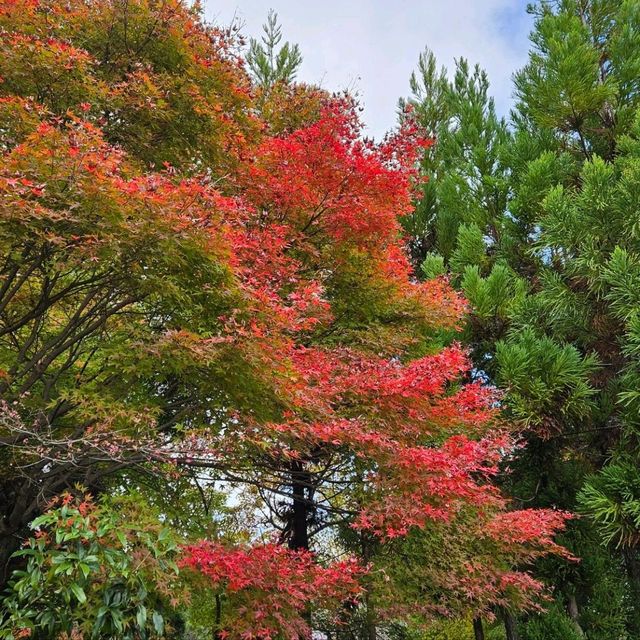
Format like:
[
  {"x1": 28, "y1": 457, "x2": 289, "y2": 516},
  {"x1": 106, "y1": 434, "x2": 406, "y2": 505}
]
[{"x1": 520, "y1": 608, "x2": 583, "y2": 640}]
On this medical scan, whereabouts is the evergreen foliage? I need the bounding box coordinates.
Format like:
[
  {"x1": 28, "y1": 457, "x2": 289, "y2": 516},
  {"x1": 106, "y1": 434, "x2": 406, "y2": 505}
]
[
  {"x1": 246, "y1": 10, "x2": 302, "y2": 89},
  {"x1": 404, "y1": 0, "x2": 640, "y2": 636}
]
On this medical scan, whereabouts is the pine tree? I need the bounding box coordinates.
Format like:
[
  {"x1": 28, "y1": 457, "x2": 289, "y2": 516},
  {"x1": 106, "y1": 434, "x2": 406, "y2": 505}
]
[
  {"x1": 405, "y1": 1, "x2": 640, "y2": 637},
  {"x1": 400, "y1": 48, "x2": 511, "y2": 274},
  {"x1": 246, "y1": 10, "x2": 302, "y2": 89},
  {"x1": 509, "y1": 9, "x2": 640, "y2": 635}
]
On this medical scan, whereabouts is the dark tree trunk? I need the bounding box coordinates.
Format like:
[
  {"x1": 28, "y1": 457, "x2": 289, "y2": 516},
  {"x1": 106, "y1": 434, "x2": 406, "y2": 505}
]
[
  {"x1": 0, "y1": 528, "x2": 23, "y2": 591},
  {"x1": 504, "y1": 611, "x2": 519, "y2": 640},
  {"x1": 364, "y1": 596, "x2": 376, "y2": 640},
  {"x1": 361, "y1": 534, "x2": 377, "y2": 640},
  {"x1": 473, "y1": 616, "x2": 485, "y2": 640},
  {"x1": 288, "y1": 459, "x2": 310, "y2": 551},
  {"x1": 212, "y1": 594, "x2": 223, "y2": 640},
  {"x1": 0, "y1": 472, "x2": 105, "y2": 591},
  {"x1": 0, "y1": 480, "x2": 41, "y2": 591},
  {"x1": 287, "y1": 460, "x2": 312, "y2": 639}
]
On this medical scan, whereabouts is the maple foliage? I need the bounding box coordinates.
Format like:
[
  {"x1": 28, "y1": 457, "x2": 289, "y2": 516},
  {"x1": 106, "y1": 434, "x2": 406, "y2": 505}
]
[
  {"x1": 0, "y1": 0, "x2": 258, "y2": 169},
  {"x1": 374, "y1": 508, "x2": 574, "y2": 625},
  {"x1": 171, "y1": 99, "x2": 572, "y2": 623},
  {"x1": 180, "y1": 542, "x2": 363, "y2": 640},
  {"x1": 0, "y1": 0, "x2": 574, "y2": 635},
  {"x1": 169, "y1": 102, "x2": 513, "y2": 543}
]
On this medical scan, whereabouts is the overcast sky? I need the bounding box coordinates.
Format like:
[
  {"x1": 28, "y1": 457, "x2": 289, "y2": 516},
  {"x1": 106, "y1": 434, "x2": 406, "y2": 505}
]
[{"x1": 203, "y1": 1, "x2": 533, "y2": 139}]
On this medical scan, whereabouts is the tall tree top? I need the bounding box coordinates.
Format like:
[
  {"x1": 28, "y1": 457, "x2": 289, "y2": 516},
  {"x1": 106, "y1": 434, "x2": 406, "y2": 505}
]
[{"x1": 246, "y1": 9, "x2": 303, "y2": 89}]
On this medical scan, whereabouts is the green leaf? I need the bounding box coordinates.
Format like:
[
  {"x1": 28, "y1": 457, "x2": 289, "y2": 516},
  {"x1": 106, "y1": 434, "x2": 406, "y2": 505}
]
[
  {"x1": 78, "y1": 562, "x2": 91, "y2": 579},
  {"x1": 69, "y1": 583, "x2": 87, "y2": 604},
  {"x1": 136, "y1": 605, "x2": 147, "y2": 629},
  {"x1": 116, "y1": 530, "x2": 127, "y2": 548},
  {"x1": 152, "y1": 611, "x2": 163, "y2": 635}
]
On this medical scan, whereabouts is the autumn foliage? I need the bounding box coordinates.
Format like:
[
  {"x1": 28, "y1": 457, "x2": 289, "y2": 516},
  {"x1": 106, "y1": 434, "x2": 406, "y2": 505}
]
[
  {"x1": 0, "y1": 0, "x2": 572, "y2": 637},
  {"x1": 180, "y1": 542, "x2": 363, "y2": 640}
]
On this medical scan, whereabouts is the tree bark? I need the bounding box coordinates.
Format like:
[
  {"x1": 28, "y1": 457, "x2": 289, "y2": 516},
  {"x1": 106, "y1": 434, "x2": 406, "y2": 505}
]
[
  {"x1": 288, "y1": 460, "x2": 310, "y2": 551},
  {"x1": 287, "y1": 460, "x2": 312, "y2": 639},
  {"x1": 473, "y1": 616, "x2": 485, "y2": 640},
  {"x1": 0, "y1": 528, "x2": 23, "y2": 591},
  {"x1": 567, "y1": 594, "x2": 584, "y2": 636},
  {"x1": 504, "y1": 611, "x2": 519, "y2": 640},
  {"x1": 0, "y1": 471, "x2": 109, "y2": 590},
  {"x1": 361, "y1": 534, "x2": 377, "y2": 640},
  {"x1": 212, "y1": 594, "x2": 223, "y2": 640},
  {"x1": 0, "y1": 480, "x2": 41, "y2": 590}
]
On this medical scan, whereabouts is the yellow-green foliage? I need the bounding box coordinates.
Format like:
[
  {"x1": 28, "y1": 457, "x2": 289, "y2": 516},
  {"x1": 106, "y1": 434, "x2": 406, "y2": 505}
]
[{"x1": 419, "y1": 618, "x2": 506, "y2": 640}]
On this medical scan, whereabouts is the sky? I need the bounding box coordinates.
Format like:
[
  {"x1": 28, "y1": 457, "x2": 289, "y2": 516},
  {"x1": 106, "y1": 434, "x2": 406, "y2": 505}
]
[{"x1": 203, "y1": 0, "x2": 534, "y2": 140}]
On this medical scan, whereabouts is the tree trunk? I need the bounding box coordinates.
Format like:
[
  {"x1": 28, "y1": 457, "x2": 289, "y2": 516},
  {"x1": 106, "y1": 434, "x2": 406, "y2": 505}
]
[
  {"x1": 0, "y1": 480, "x2": 41, "y2": 590},
  {"x1": 0, "y1": 527, "x2": 22, "y2": 590},
  {"x1": 364, "y1": 596, "x2": 376, "y2": 640},
  {"x1": 361, "y1": 534, "x2": 377, "y2": 640},
  {"x1": 504, "y1": 611, "x2": 519, "y2": 640},
  {"x1": 0, "y1": 473, "x2": 107, "y2": 591},
  {"x1": 287, "y1": 460, "x2": 312, "y2": 639},
  {"x1": 288, "y1": 460, "x2": 310, "y2": 551},
  {"x1": 212, "y1": 594, "x2": 223, "y2": 640},
  {"x1": 567, "y1": 594, "x2": 584, "y2": 636},
  {"x1": 473, "y1": 616, "x2": 485, "y2": 640}
]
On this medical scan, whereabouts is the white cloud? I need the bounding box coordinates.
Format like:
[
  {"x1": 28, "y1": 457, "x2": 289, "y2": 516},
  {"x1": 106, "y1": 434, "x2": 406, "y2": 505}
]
[{"x1": 203, "y1": 0, "x2": 533, "y2": 139}]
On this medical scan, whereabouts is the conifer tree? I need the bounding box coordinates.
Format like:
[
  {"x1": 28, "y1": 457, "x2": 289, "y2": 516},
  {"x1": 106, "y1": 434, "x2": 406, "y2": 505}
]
[
  {"x1": 246, "y1": 9, "x2": 302, "y2": 89},
  {"x1": 400, "y1": 48, "x2": 511, "y2": 276},
  {"x1": 405, "y1": 1, "x2": 640, "y2": 637}
]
